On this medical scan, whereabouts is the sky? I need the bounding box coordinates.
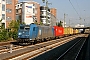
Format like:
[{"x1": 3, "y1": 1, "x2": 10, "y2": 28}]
[{"x1": 19, "y1": 0, "x2": 90, "y2": 27}]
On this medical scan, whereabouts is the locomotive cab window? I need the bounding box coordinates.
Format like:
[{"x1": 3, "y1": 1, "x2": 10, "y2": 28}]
[
  {"x1": 25, "y1": 26, "x2": 30, "y2": 30},
  {"x1": 20, "y1": 26, "x2": 24, "y2": 30}
]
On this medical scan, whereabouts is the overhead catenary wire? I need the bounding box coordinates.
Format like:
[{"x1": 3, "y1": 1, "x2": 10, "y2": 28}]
[
  {"x1": 69, "y1": 0, "x2": 83, "y2": 25},
  {"x1": 69, "y1": 0, "x2": 81, "y2": 18},
  {"x1": 76, "y1": 0, "x2": 81, "y2": 15}
]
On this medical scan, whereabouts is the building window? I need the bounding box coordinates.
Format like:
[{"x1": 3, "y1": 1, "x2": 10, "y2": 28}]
[
  {"x1": 6, "y1": 0, "x2": 12, "y2": 4},
  {"x1": 2, "y1": 4, "x2": 5, "y2": 11},
  {"x1": 33, "y1": 4, "x2": 35, "y2": 6},
  {"x1": 16, "y1": 10, "x2": 18, "y2": 13},
  {"x1": 40, "y1": 11, "x2": 46, "y2": 15},
  {"x1": 48, "y1": 17, "x2": 50, "y2": 19},
  {"x1": 16, "y1": 15, "x2": 20, "y2": 20},
  {"x1": 18, "y1": 5, "x2": 19, "y2": 7},
  {"x1": 2, "y1": 0, "x2": 5, "y2": 1},
  {"x1": 40, "y1": 16, "x2": 46, "y2": 18},
  {"x1": 33, "y1": 8, "x2": 35, "y2": 13},
  {"x1": 40, "y1": 7, "x2": 46, "y2": 10},
  {"x1": 6, "y1": 17, "x2": 11, "y2": 20},
  {"x1": 2, "y1": 23, "x2": 5, "y2": 28},
  {"x1": 20, "y1": 4, "x2": 22, "y2": 7},
  {"x1": 2, "y1": 14, "x2": 5, "y2": 20},
  {"x1": 6, "y1": 8, "x2": 12, "y2": 13}
]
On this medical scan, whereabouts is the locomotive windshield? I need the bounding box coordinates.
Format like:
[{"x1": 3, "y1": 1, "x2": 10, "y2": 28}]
[
  {"x1": 20, "y1": 26, "x2": 24, "y2": 29},
  {"x1": 25, "y1": 26, "x2": 30, "y2": 30},
  {"x1": 19, "y1": 25, "x2": 30, "y2": 30}
]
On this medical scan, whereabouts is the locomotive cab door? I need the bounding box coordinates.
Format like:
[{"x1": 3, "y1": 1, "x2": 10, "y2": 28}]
[{"x1": 31, "y1": 27, "x2": 38, "y2": 39}]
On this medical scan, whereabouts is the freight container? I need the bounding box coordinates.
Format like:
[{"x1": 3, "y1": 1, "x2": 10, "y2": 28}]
[
  {"x1": 69, "y1": 27, "x2": 73, "y2": 35},
  {"x1": 64, "y1": 27, "x2": 69, "y2": 35},
  {"x1": 75, "y1": 29, "x2": 79, "y2": 34},
  {"x1": 53, "y1": 26, "x2": 64, "y2": 37},
  {"x1": 64, "y1": 27, "x2": 73, "y2": 36},
  {"x1": 73, "y1": 29, "x2": 78, "y2": 34}
]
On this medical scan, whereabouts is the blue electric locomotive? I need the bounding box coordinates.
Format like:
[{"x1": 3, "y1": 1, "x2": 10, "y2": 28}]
[{"x1": 17, "y1": 23, "x2": 54, "y2": 44}]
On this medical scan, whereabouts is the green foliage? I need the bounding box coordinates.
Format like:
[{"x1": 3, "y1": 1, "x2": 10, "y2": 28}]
[
  {"x1": 8, "y1": 31, "x2": 18, "y2": 40},
  {"x1": 34, "y1": 21, "x2": 38, "y2": 25},
  {"x1": 34, "y1": 21, "x2": 43, "y2": 25},
  {"x1": 0, "y1": 19, "x2": 2, "y2": 22},
  {"x1": 8, "y1": 20, "x2": 20, "y2": 39},
  {"x1": 9, "y1": 20, "x2": 20, "y2": 32},
  {"x1": 56, "y1": 21, "x2": 63, "y2": 27},
  {"x1": 0, "y1": 19, "x2": 2, "y2": 30},
  {"x1": 21, "y1": 22, "x2": 25, "y2": 24},
  {"x1": 0, "y1": 29, "x2": 9, "y2": 41},
  {"x1": 0, "y1": 20, "x2": 20, "y2": 41},
  {"x1": 40, "y1": 22, "x2": 43, "y2": 25}
]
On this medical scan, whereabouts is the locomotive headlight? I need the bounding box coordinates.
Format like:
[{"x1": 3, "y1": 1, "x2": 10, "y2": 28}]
[{"x1": 18, "y1": 32, "x2": 22, "y2": 35}]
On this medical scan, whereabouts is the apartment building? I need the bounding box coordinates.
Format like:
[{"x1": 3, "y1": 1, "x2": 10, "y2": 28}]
[
  {"x1": 40, "y1": 7, "x2": 57, "y2": 26},
  {"x1": 16, "y1": 1, "x2": 57, "y2": 26},
  {"x1": 0, "y1": 0, "x2": 18, "y2": 28},
  {"x1": 16, "y1": 1, "x2": 40, "y2": 25},
  {"x1": 50, "y1": 13, "x2": 56, "y2": 26},
  {"x1": 6, "y1": 0, "x2": 18, "y2": 28},
  {"x1": 50, "y1": 8, "x2": 57, "y2": 17},
  {"x1": 0, "y1": 0, "x2": 6, "y2": 28},
  {"x1": 40, "y1": 6, "x2": 51, "y2": 25},
  {"x1": 16, "y1": 2, "x2": 22, "y2": 23},
  {"x1": 50, "y1": 8, "x2": 57, "y2": 26}
]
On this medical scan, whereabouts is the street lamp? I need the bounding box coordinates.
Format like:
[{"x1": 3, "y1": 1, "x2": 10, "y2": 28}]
[{"x1": 64, "y1": 13, "x2": 68, "y2": 27}]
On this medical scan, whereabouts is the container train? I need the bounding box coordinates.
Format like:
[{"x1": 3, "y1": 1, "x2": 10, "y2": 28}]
[{"x1": 17, "y1": 23, "x2": 79, "y2": 44}]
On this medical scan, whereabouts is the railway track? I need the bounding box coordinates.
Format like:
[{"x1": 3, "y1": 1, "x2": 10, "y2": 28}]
[
  {"x1": 57, "y1": 35, "x2": 87, "y2": 60},
  {"x1": 0, "y1": 36, "x2": 80, "y2": 59},
  {"x1": 0, "y1": 34, "x2": 88, "y2": 60},
  {"x1": 0, "y1": 41, "x2": 15, "y2": 46},
  {"x1": 0, "y1": 34, "x2": 78, "y2": 54}
]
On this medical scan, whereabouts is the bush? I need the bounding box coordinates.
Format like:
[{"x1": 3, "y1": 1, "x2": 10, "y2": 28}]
[
  {"x1": 0, "y1": 29, "x2": 9, "y2": 41},
  {"x1": 12, "y1": 31, "x2": 18, "y2": 40}
]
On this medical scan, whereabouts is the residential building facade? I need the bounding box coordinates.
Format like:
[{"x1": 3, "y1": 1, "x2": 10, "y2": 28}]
[
  {"x1": 16, "y1": 2, "x2": 22, "y2": 23},
  {"x1": 0, "y1": 0, "x2": 6, "y2": 28},
  {"x1": 6, "y1": 0, "x2": 18, "y2": 28},
  {"x1": 16, "y1": 1, "x2": 57, "y2": 26},
  {"x1": 40, "y1": 6, "x2": 51, "y2": 25},
  {"x1": 0, "y1": 0, "x2": 18, "y2": 28},
  {"x1": 50, "y1": 13, "x2": 56, "y2": 26},
  {"x1": 16, "y1": 1, "x2": 40, "y2": 25},
  {"x1": 50, "y1": 8, "x2": 57, "y2": 26},
  {"x1": 50, "y1": 8, "x2": 57, "y2": 17}
]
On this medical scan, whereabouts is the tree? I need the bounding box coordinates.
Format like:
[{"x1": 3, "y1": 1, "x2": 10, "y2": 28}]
[
  {"x1": 56, "y1": 21, "x2": 63, "y2": 27},
  {"x1": 9, "y1": 20, "x2": 20, "y2": 32},
  {"x1": 0, "y1": 19, "x2": 9, "y2": 41},
  {"x1": 59, "y1": 21, "x2": 63, "y2": 27},
  {"x1": 0, "y1": 19, "x2": 21, "y2": 41},
  {"x1": 0, "y1": 19, "x2": 2, "y2": 30},
  {"x1": 34, "y1": 20, "x2": 38, "y2": 25},
  {"x1": 8, "y1": 20, "x2": 20, "y2": 39}
]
